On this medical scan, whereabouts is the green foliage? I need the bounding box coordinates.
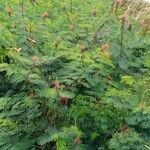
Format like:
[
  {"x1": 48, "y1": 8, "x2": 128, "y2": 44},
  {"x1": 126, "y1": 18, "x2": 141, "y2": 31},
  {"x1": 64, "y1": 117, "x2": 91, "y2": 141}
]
[
  {"x1": 0, "y1": 0, "x2": 150, "y2": 150},
  {"x1": 108, "y1": 129, "x2": 144, "y2": 150}
]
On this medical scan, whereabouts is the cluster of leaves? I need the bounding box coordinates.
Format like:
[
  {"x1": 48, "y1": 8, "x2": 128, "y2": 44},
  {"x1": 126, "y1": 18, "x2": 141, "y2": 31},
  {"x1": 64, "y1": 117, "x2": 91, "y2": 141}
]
[{"x1": 0, "y1": 0, "x2": 150, "y2": 149}]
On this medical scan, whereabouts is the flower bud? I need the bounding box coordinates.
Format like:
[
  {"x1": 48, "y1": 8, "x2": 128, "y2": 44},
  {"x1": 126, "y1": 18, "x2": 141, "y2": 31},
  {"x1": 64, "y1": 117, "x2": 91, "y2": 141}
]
[
  {"x1": 128, "y1": 22, "x2": 132, "y2": 31},
  {"x1": 80, "y1": 45, "x2": 86, "y2": 54},
  {"x1": 42, "y1": 12, "x2": 48, "y2": 19},
  {"x1": 31, "y1": 55, "x2": 39, "y2": 62},
  {"x1": 74, "y1": 137, "x2": 81, "y2": 145},
  {"x1": 54, "y1": 81, "x2": 61, "y2": 90},
  {"x1": 101, "y1": 42, "x2": 109, "y2": 51},
  {"x1": 6, "y1": 7, "x2": 13, "y2": 17},
  {"x1": 60, "y1": 96, "x2": 69, "y2": 105}
]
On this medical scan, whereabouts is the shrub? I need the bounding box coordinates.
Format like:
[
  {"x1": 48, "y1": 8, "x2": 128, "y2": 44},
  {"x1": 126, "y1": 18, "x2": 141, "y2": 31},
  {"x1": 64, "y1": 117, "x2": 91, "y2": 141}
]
[{"x1": 0, "y1": 0, "x2": 149, "y2": 149}]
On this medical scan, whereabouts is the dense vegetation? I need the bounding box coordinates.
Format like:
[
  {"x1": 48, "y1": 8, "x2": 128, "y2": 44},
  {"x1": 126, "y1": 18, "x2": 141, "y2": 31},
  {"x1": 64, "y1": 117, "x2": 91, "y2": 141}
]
[{"x1": 0, "y1": 0, "x2": 150, "y2": 149}]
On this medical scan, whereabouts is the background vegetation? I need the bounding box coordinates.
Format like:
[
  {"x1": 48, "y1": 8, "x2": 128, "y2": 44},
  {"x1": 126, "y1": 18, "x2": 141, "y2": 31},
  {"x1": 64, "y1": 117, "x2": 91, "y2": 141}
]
[{"x1": 0, "y1": 0, "x2": 150, "y2": 149}]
